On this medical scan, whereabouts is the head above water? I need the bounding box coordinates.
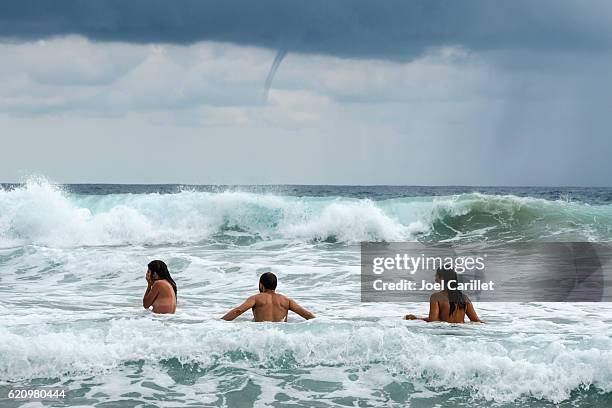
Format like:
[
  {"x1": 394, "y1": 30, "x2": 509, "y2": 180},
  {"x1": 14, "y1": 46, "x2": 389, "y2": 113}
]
[
  {"x1": 259, "y1": 272, "x2": 277, "y2": 292},
  {"x1": 435, "y1": 265, "x2": 466, "y2": 315},
  {"x1": 435, "y1": 264, "x2": 458, "y2": 288},
  {"x1": 148, "y1": 260, "x2": 177, "y2": 296}
]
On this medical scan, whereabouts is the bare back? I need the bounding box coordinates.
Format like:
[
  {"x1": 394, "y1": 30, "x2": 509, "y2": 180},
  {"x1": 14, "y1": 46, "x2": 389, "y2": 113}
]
[
  {"x1": 430, "y1": 291, "x2": 479, "y2": 323},
  {"x1": 252, "y1": 292, "x2": 291, "y2": 322},
  {"x1": 149, "y1": 280, "x2": 176, "y2": 314},
  {"x1": 221, "y1": 290, "x2": 315, "y2": 322}
]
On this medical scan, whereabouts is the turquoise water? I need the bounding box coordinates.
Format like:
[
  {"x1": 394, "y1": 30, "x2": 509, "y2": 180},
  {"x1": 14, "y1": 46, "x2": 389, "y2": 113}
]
[{"x1": 1, "y1": 180, "x2": 611, "y2": 407}]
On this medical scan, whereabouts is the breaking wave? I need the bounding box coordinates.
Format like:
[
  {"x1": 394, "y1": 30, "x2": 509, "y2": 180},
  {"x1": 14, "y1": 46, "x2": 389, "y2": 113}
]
[
  {"x1": 0, "y1": 179, "x2": 610, "y2": 247},
  {"x1": 1, "y1": 317, "x2": 611, "y2": 403}
]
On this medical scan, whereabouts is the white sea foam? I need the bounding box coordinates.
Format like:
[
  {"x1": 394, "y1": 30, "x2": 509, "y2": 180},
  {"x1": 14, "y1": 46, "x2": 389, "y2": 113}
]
[
  {"x1": 1, "y1": 312, "x2": 611, "y2": 403},
  {"x1": 2, "y1": 181, "x2": 612, "y2": 405},
  {"x1": 0, "y1": 180, "x2": 422, "y2": 247},
  {"x1": 1, "y1": 179, "x2": 609, "y2": 248}
]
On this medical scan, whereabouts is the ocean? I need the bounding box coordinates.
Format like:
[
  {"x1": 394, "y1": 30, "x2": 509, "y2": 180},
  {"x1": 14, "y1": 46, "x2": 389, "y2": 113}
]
[{"x1": 1, "y1": 180, "x2": 611, "y2": 407}]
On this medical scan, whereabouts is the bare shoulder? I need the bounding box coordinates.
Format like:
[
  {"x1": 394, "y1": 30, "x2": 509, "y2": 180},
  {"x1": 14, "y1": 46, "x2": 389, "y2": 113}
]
[
  {"x1": 430, "y1": 291, "x2": 445, "y2": 301},
  {"x1": 276, "y1": 293, "x2": 291, "y2": 304},
  {"x1": 153, "y1": 280, "x2": 173, "y2": 294},
  {"x1": 251, "y1": 293, "x2": 269, "y2": 304}
]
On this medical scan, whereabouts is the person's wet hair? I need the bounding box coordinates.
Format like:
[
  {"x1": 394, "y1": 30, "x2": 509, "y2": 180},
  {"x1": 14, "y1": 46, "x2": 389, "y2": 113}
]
[
  {"x1": 148, "y1": 260, "x2": 177, "y2": 297},
  {"x1": 259, "y1": 272, "x2": 277, "y2": 290},
  {"x1": 436, "y1": 265, "x2": 466, "y2": 315}
]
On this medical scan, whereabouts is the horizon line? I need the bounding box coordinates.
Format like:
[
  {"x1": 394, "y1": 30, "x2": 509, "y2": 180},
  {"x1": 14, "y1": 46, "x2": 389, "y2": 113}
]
[{"x1": 1, "y1": 181, "x2": 611, "y2": 189}]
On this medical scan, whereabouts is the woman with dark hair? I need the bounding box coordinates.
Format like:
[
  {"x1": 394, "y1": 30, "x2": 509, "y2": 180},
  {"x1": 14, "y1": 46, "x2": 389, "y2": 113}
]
[
  {"x1": 143, "y1": 260, "x2": 177, "y2": 314},
  {"x1": 405, "y1": 266, "x2": 484, "y2": 323}
]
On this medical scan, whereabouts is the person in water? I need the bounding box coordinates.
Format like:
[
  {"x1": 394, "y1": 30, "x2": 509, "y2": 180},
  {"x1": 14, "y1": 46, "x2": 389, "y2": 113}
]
[
  {"x1": 405, "y1": 266, "x2": 485, "y2": 323},
  {"x1": 221, "y1": 272, "x2": 315, "y2": 322},
  {"x1": 143, "y1": 260, "x2": 177, "y2": 314}
]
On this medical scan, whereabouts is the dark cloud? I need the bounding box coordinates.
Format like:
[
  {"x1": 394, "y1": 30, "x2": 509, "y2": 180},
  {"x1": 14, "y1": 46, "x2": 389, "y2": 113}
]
[{"x1": 1, "y1": 0, "x2": 611, "y2": 60}]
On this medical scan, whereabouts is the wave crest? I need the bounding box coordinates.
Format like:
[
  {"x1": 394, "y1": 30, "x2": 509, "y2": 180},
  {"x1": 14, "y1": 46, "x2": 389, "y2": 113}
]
[
  {"x1": 0, "y1": 180, "x2": 421, "y2": 247},
  {"x1": 1, "y1": 180, "x2": 609, "y2": 247},
  {"x1": 1, "y1": 319, "x2": 611, "y2": 403}
]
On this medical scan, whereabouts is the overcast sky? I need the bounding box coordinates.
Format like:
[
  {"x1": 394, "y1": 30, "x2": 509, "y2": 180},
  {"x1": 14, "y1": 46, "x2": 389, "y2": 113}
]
[{"x1": 1, "y1": 0, "x2": 612, "y2": 185}]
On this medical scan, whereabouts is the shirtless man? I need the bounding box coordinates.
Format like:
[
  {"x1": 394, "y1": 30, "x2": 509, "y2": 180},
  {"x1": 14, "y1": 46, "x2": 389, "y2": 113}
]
[
  {"x1": 405, "y1": 266, "x2": 485, "y2": 323},
  {"x1": 221, "y1": 272, "x2": 315, "y2": 322},
  {"x1": 143, "y1": 260, "x2": 177, "y2": 314}
]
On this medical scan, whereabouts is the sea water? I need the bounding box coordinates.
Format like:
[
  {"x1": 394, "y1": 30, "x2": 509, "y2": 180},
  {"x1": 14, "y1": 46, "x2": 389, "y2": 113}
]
[{"x1": 1, "y1": 180, "x2": 611, "y2": 407}]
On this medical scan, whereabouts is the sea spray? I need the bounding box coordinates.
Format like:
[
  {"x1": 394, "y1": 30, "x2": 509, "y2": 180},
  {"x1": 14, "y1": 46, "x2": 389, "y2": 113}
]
[
  {"x1": 2, "y1": 181, "x2": 612, "y2": 405},
  {"x1": 1, "y1": 315, "x2": 611, "y2": 403},
  {"x1": 1, "y1": 180, "x2": 610, "y2": 247}
]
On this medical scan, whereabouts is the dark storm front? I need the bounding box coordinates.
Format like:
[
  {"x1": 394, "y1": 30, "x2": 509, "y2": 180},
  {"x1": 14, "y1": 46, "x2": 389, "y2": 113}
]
[{"x1": 361, "y1": 242, "x2": 612, "y2": 302}]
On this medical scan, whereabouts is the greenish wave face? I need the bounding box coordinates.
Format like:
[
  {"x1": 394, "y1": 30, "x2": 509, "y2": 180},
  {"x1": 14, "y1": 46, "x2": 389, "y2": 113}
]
[
  {"x1": 1, "y1": 181, "x2": 611, "y2": 248},
  {"x1": 419, "y1": 193, "x2": 612, "y2": 243},
  {"x1": 2, "y1": 180, "x2": 612, "y2": 406}
]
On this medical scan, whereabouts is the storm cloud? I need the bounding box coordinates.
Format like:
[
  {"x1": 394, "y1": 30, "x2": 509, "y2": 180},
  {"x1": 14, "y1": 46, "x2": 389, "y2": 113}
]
[
  {"x1": 1, "y1": 1, "x2": 612, "y2": 185},
  {"x1": 2, "y1": 0, "x2": 612, "y2": 59}
]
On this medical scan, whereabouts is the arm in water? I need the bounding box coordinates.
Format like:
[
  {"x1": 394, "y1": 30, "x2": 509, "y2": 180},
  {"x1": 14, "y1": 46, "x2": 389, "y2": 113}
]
[
  {"x1": 221, "y1": 296, "x2": 256, "y2": 321},
  {"x1": 466, "y1": 301, "x2": 485, "y2": 323},
  {"x1": 405, "y1": 297, "x2": 439, "y2": 322},
  {"x1": 405, "y1": 298, "x2": 486, "y2": 323},
  {"x1": 289, "y1": 298, "x2": 316, "y2": 320}
]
